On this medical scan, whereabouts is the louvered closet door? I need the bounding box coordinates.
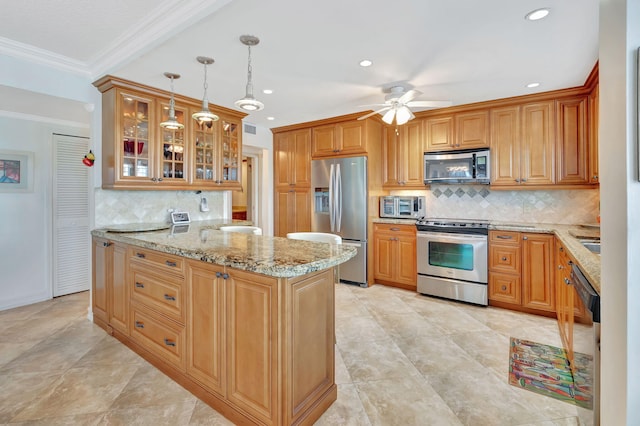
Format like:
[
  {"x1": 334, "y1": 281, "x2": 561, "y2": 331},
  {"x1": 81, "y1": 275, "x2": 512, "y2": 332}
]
[{"x1": 53, "y1": 134, "x2": 90, "y2": 297}]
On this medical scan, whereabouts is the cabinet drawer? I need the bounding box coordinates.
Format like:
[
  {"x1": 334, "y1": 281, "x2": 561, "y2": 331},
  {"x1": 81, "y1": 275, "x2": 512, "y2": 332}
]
[
  {"x1": 131, "y1": 265, "x2": 184, "y2": 323},
  {"x1": 129, "y1": 247, "x2": 185, "y2": 275},
  {"x1": 373, "y1": 223, "x2": 416, "y2": 236},
  {"x1": 489, "y1": 245, "x2": 521, "y2": 274},
  {"x1": 489, "y1": 230, "x2": 521, "y2": 245},
  {"x1": 488, "y1": 272, "x2": 521, "y2": 305},
  {"x1": 131, "y1": 303, "x2": 185, "y2": 371}
]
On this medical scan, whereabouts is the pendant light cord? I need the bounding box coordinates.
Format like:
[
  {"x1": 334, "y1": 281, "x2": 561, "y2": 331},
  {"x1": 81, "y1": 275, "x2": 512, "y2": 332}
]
[{"x1": 245, "y1": 44, "x2": 254, "y2": 97}]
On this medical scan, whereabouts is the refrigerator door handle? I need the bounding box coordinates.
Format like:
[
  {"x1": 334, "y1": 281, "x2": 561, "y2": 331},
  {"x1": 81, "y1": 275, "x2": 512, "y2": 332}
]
[
  {"x1": 329, "y1": 164, "x2": 335, "y2": 232},
  {"x1": 336, "y1": 164, "x2": 342, "y2": 232}
]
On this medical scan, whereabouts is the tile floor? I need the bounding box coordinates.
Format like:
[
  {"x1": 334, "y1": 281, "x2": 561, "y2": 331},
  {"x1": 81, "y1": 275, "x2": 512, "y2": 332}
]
[{"x1": 0, "y1": 284, "x2": 589, "y2": 425}]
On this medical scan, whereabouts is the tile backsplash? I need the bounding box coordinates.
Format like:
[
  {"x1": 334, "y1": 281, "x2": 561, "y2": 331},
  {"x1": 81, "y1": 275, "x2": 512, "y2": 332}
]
[
  {"x1": 94, "y1": 189, "x2": 226, "y2": 228},
  {"x1": 393, "y1": 185, "x2": 599, "y2": 224}
]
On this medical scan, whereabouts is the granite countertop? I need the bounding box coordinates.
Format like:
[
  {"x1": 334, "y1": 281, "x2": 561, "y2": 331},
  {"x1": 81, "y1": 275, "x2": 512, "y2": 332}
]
[
  {"x1": 372, "y1": 218, "x2": 419, "y2": 225},
  {"x1": 91, "y1": 220, "x2": 356, "y2": 278},
  {"x1": 490, "y1": 221, "x2": 601, "y2": 294}
]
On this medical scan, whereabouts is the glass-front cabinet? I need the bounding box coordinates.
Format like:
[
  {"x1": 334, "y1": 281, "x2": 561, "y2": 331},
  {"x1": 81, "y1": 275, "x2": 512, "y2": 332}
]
[{"x1": 94, "y1": 75, "x2": 246, "y2": 190}]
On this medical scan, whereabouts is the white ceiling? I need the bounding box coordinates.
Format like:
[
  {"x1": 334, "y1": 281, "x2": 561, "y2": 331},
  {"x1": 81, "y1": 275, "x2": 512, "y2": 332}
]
[{"x1": 0, "y1": 0, "x2": 599, "y2": 129}]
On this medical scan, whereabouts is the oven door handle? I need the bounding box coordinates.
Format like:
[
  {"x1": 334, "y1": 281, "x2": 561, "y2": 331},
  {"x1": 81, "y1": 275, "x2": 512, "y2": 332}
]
[{"x1": 417, "y1": 232, "x2": 487, "y2": 242}]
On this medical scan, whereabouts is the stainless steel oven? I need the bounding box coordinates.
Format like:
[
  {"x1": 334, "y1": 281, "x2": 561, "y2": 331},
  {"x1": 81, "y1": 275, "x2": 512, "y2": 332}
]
[{"x1": 416, "y1": 219, "x2": 489, "y2": 305}]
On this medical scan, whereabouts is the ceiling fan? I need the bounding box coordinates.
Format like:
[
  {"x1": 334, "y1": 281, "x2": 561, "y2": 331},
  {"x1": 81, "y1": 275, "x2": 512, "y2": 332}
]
[{"x1": 358, "y1": 86, "x2": 452, "y2": 125}]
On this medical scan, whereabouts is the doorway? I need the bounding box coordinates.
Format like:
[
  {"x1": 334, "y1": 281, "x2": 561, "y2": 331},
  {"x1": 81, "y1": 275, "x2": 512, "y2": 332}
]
[{"x1": 232, "y1": 157, "x2": 253, "y2": 221}]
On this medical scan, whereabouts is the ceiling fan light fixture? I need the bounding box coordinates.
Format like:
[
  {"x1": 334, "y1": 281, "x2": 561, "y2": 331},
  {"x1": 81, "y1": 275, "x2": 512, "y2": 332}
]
[
  {"x1": 235, "y1": 35, "x2": 264, "y2": 112},
  {"x1": 395, "y1": 106, "x2": 412, "y2": 125},
  {"x1": 192, "y1": 56, "x2": 219, "y2": 123},
  {"x1": 160, "y1": 72, "x2": 185, "y2": 130},
  {"x1": 381, "y1": 108, "x2": 396, "y2": 125}
]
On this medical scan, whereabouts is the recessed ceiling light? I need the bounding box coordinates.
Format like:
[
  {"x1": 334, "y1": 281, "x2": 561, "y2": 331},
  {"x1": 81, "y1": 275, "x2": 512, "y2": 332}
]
[
  {"x1": 359, "y1": 59, "x2": 373, "y2": 67},
  {"x1": 525, "y1": 8, "x2": 550, "y2": 21},
  {"x1": 526, "y1": 82, "x2": 541, "y2": 88},
  {"x1": 263, "y1": 89, "x2": 273, "y2": 94},
  {"x1": 267, "y1": 116, "x2": 275, "y2": 121}
]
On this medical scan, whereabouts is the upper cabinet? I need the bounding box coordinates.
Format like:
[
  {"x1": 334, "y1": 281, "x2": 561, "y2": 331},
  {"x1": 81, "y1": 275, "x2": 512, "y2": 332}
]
[
  {"x1": 311, "y1": 119, "x2": 373, "y2": 158},
  {"x1": 93, "y1": 76, "x2": 246, "y2": 190},
  {"x1": 274, "y1": 129, "x2": 311, "y2": 188},
  {"x1": 424, "y1": 111, "x2": 489, "y2": 152},
  {"x1": 588, "y1": 83, "x2": 599, "y2": 184},
  {"x1": 383, "y1": 120, "x2": 425, "y2": 188},
  {"x1": 556, "y1": 96, "x2": 589, "y2": 185}
]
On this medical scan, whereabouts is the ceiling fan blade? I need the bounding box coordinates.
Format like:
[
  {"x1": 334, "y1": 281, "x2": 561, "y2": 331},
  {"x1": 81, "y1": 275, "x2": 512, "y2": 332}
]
[
  {"x1": 406, "y1": 100, "x2": 453, "y2": 108},
  {"x1": 358, "y1": 106, "x2": 391, "y2": 121},
  {"x1": 381, "y1": 108, "x2": 396, "y2": 125},
  {"x1": 398, "y1": 89, "x2": 422, "y2": 104}
]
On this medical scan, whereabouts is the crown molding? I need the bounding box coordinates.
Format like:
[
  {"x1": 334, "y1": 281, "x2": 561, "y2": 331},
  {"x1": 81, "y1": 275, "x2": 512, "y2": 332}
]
[
  {"x1": 0, "y1": 0, "x2": 232, "y2": 80},
  {"x1": 0, "y1": 109, "x2": 90, "y2": 129},
  {"x1": 0, "y1": 37, "x2": 91, "y2": 77}
]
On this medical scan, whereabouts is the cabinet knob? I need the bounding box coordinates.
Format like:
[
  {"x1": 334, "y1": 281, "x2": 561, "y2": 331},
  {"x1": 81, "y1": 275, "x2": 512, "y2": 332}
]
[
  {"x1": 102, "y1": 241, "x2": 112, "y2": 247},
  {"x1": 501, "y1": 285, "x2": 507, "y2": 291},
  {"x1": 216, "y1": 271, "x2": 222, "y2": 278},
  {"x1": 501, "y1": 256, "x2": 507, "y2": 261},
  {"x1": 135, "y1": 321, "x2": 144, "y2": 329},
  {"x1": 523, "y1": 236, "x2": 528, "y2": 240},
  {"x1": 222, "y1": 273, "x2": 229, "y2": 280},
  {"x1": 593, "y1": 175, "x2": 599, "y2": 180},
  {"x1": 521, "y1": 178, "x2": 527, "y2": 182},
  {"x1": 558, "y1": 265, "x2": 563, "y2": 270},
  {"x1": 559, "y1": 247, "x2": 564, "y2": 252},
  {"x1": 157, "y1": 178, "x2": 163, "y2": 182},
  {"x1": 515, "y1": 178, "x2": 520, "y2": 183}
]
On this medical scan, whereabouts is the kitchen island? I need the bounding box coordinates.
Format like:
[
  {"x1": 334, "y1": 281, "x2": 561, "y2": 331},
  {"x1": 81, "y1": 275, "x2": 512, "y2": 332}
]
[{"x1": 91, "y1": 221, "x2": 356, "y2": 426}]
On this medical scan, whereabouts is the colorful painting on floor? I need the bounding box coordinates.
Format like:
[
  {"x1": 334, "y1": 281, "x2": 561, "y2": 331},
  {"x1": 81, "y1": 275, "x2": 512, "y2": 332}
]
[{"x1": 508, "y1": 337, "x2": 593, "y2": 409}]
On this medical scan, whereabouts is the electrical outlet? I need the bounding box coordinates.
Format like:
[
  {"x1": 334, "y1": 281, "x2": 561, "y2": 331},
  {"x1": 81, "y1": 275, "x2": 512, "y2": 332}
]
[{"x1": 200, "y1": 197, "x2": 209, "y2": 212}]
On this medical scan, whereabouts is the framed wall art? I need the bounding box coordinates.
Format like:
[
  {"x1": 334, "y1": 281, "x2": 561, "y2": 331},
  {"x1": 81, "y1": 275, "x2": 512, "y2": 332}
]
[{"x1": 0, "y1": 150, "x2": 34, "y2": 192}]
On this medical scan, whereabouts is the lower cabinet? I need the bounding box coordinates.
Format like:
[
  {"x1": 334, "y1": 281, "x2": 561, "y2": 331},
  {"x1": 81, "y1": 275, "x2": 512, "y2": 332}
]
[
  {"x1": 275, "y1": 188, "x2": 311, "y2": 237},
  {"x1": 373, "y1": 223, "x2": 417, "y2": 290},
  {"x1": 93, "y1": 240, "x2": 337, "y2": 426},
  {"x1": 488, "y1": 231, "x2": 555, "y2": 316}
]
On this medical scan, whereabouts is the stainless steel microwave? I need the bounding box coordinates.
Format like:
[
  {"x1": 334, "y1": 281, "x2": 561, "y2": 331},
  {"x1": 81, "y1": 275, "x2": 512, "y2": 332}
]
[
  {"x1": 423, "y1": 148, "x2": 490, "y2": 184},
  {"x1": 380, "y1": 196, "x2": 425, "y2": 219}
]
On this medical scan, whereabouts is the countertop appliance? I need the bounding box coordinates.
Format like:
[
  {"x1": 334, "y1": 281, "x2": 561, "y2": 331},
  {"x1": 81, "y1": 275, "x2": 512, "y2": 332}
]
[
  {"x1": 416, "y1": 218, "x2": 489, "y2": 305},
  {"x1": 312, "y1": 156, "x2": 368, "y2": 287},
  {"x1": 380, "y1": 195, "x2": 425, "y2": 219},
  {"x1": 424, "y1": 148, "x2": 490, "y2": 184},
  {"x1": 571, "y1": 263, "x2": 600, "y2": 426}
]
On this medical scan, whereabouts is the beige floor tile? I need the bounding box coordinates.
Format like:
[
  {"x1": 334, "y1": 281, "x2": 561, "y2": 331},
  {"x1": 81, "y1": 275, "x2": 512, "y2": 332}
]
[
  {"x1": 394, "y1": 334, "x2": 484, "y2": 375},
  {"x1": 74, "y1": 335, "x2": 146, "y2": 368},
  {"x1": 0, "y1": 371, "x2": 64, "y2": 423},
  {"x1": 314, "y1": 383, "x2": 371, "y2": 426},
  {"x1": 10, "y1": 363, "x2": 140, "y2": 422},
  {"x1": 188, "y1": 400, "x2": 235, "y2": 425},
  {"x1": 338, "y1": 338, "x2": 420, "y2": 383},
  {"x1": 98, "y1": 399, "x2": 196, "y2": 426},
  {"x1": 7, "y1": 412, "x2": 105, "y2": 425},
  {"x1": 370, "y1": 311, "x2": 448, "y2": 341},
  {"x1": 334, "y1": 348, "x2": 353, "y2": 384},
  {"x1": 356, "y1": 374, "x2": 462, "y2": 426},
  {"x1": 449, "y1": 330, "x2": 511, "y2": 376},
  {"x1": 336, "y1": 315, "x2": 389, "y2": 344},
  {"x1": 0, "y1": 341, "x2": 37, "y2": 369}
]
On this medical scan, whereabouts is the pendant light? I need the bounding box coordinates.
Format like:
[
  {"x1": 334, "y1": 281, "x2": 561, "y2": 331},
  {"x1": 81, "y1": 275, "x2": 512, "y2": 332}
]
[
  {"x1": 192, "y1": 56, "x2": 219, "y2": 123},
  {"x1": 235, "y1": 35, "x2": 264, "y2": 111},
  {"x1": 160, "y1": 72, "x2": 184, "y2": 130}
]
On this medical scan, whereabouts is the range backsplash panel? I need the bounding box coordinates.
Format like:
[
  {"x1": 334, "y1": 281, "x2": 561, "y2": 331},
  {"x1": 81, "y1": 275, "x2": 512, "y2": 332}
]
[{"x1": 95, "y1": 189, "x2": 226, "y2": 227}]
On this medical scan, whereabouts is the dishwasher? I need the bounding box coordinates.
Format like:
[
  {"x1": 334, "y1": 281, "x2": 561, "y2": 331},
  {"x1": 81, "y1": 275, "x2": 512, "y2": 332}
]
[{"x1": 571, "y1": 263, "x2": 601, "y2": 426}]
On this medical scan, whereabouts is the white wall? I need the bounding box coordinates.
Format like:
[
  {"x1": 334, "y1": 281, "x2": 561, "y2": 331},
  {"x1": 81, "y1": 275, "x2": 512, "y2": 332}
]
[
  {"x1": 599, "y1": 0, "x2": 640, "y2": 424},
  {"x1": 0, "y1": 116, "x2": 90, "y2": 310},
  {"x1": 242, "y1": 122, "x2": 274, "y2": 236}
]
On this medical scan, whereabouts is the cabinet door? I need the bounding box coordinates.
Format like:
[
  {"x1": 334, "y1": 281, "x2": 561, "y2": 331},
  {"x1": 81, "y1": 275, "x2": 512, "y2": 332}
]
[
  {"x1": 110, "y1": 242, "x2": 129, "y2": 335},
  {"x1": 373, "y1": 233, "x2": 394, "y2": 282},
  {"x1": 488, "y1": 272, "x2": 521, "y2": 305},
  {"x1": 337, "y1": 120, "x2": 367, "y2": 155},
  {"x1": 396, "y1": 234, "x2": 417, "y2": 288},
  {"x1": 274, "y1": 131, "x2": 294, "y2": 187},
  {"x1": 522, "y1": 233, "x2": 555, "y2": 312},
  {"x1": 226, "y1": 270, "x2": 278, "y2": 424},
  {"x1": 456, "y1": 111, "x2": 489, "y2": 149},
  {"x1": 490, "y1": 107, "x2": 521, "y2": 186},
  {"x1": 588, "y1": 84, "x2": 599, "y2": 184},
  {"x1": 489, "y1": 244, "x2": 521, "y2": 275},
  {"x1": 92, "y1": 237, "x2": 111, "y2": 325},
  {"x1": 117, "y1": 91, "x2": 154, "y2": 184},
  {"x1": 401, "y1": 120, "x2": 426, "y2": 187},
  {"x1": 382, "y1": 126, "x2": 400, "y2": 187},
  {"x1": 186, "y1": 261, "x2": 226, "y2": 396},
  {"x1": 219, "y1": 119, "x2": 242, "y2": 187},
  {"x1": 193, "y1": 113, "x2": 218, "y2": 186},
  {"x1": 521, "y1": 101, "x2": 555, "y2": 185},
  {"x1": 158, "y1": 101, "x2": 188, "y2": 184},
  {"x1": 556, "y1": 96, "x2": 588, "y2": 184},
  {"x1": 311, "y1": 125, "x2": 337, "y2": 158},
  {"x1": 274, "y1": 189, "x2": 311, "y2": 237},
  {"x1": 424, "y1": 116, "x2": 454, "y2": 151}
]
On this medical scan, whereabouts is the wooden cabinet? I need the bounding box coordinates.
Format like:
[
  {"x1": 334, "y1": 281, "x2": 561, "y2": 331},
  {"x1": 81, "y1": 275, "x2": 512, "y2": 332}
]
[
  {"x1": 491, "y1": 102, "x2": 555, "y2": 187},
  {"x1": 91, "y1": 237, "x2": 128, "y2": 335},
  {"x1": 588, "y1": 83, "x2": 599, "y2": 184},
  {"x1": 556, "y1": 96, "x2": 589, "y2": 185},
  {"x1": 373, "y1": 223, "x2": 417, "y2": 290},
  {"x1": 383, "y1": 120, "x2": 425, "y2": 188},
  {"x1": 93, "y1": 75, "x2": 246, "y2": 190},
  {"x1": 274, "y1": 129, "x2": 311, "y2": 188},
  {"x1": 92, "y1": 237, "x2": 111, "y2": 326},
  {"x1": 311, "y1": 120, "x2": 368, "y2": 158},
  {"x1": 424, "y1": 111, "x2": 489, "y2": 152},
  {"x1": 488, "y1": 231, "x2": 555, "y2": 316},
  {"x1": 555, "y1": 240, "x2": 574, "y2": 360},
  {"x1": 275, "y1": 188, "x2": 311, "y2": 237}
]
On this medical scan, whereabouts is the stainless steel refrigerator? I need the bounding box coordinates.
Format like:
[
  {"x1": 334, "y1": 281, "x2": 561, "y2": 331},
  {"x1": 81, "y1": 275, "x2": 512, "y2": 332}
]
[{"x1": 311, "y1": 156, "x2": 367, "y2": 286}]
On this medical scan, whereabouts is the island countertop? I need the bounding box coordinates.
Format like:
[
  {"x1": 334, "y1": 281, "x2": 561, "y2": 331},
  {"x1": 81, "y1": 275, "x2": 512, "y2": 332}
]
[{"x1": 91, "y1": 220, "x2": 356, "y2": 278}]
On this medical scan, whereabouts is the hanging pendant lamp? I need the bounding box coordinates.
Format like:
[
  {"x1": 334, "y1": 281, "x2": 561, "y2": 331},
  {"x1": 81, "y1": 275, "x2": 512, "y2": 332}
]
[
  {"x1": 192, "y1": 56, "x2": 219, "y2": 123},
  {"x1": 160, "y1": 72, "x2": 184, "y2": 130},
  {"x1": 235, "y1": 35, "x2": 264, "y2": 112}
]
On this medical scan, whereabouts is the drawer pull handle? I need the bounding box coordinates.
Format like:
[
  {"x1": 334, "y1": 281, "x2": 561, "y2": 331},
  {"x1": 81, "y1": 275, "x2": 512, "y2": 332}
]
[
  {"x1": 496, "y1": 235, "x2": 512, "y2": 239},
  {"x1": 164, "y1": 338, "x2": 176, "y2": 347},
  {"x1": 501, "y1": 285, "x2": 507, "y2": 291},
  {"x1": 135, "y1": 282, "x2": 144, "y2": 288},
  {"x1": 135, "y1": 321, "x2": 144, "y2": 329},
  {"x1": 165, "y1": 260, "x2": 177, "y2": 267},
  {"x1": 102, "y1": 242, "x2": 111, "y2": 247},
  {"x1": 136, "y1": 253, "x2": 146, "y2": 259},
  {"x1": 164, "y1": 294, "x2": 176, "y2": 301},
  {"x1": 501, "y1": 256, "x2": 507, "y2": 261},
  {"x1": 390, "y1": 227, "x2": 400, "y2": 231}
]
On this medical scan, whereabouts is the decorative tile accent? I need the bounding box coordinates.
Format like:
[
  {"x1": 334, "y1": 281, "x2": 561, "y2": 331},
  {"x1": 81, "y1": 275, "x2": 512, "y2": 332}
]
[
  {"x1": 480, "y1": 188, "x2": 490, "y2": 198},
  {"x1": 443, "y1": 188, "x2": 453, "y2": 198},
  {"x1": 455, "y1": 188, "x2": 465, "y2": 198},
  {"x1": 467, "y1": 188, "x2": 477, "y2": 198},
  {"x1": 432, "y1": 188, "x2": 443, "y2": 198}
]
